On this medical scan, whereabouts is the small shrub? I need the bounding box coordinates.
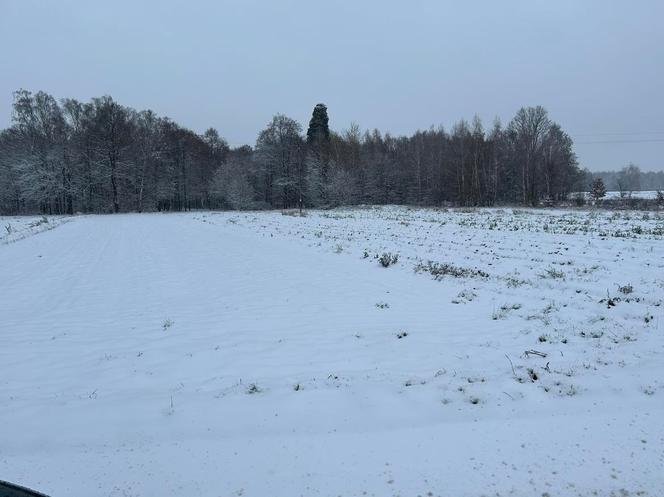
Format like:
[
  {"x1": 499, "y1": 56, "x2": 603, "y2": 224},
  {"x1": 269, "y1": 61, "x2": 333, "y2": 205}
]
[
  {"x1": 452, "y1": 289, "x2": 477, "y2": 304},
  {"x1": 505, "y1": 276, "x2": 529, "y2": 287},
  {"x1": 378, "y1": 252, "x2": 399, "y2": 267},
  {"x1": 601, "y1": 292, "x2": 619, "y2": 307},
  {"x1": 246, "y1": 383, "x2": 261, "y2": 394},
  {"x1": 642, "y1": 385, "x2": 655, "y2": 396},
  {"x1": 493, "y1": 303, "x2": 522, "y2": 320},
  {"x1": 656, "y1": 190, "x2": 664, "y2": 206},
  {"x1": 539, "y1": 267, "x2": 565, "y2": 280},
  {"x1": 415, "y1": 261, "x2": 489, "y2": 279},
  {"x1": 618, "y1": 284, "x2": 633, "y2": 294}
]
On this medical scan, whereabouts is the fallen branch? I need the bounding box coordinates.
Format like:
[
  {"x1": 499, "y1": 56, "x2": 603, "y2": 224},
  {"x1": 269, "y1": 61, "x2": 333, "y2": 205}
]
[
  {"x1": 505, "y1": 354, "x2": 516, "y2": 377},
  {"x1": 524, "y1": 349, "x2": 547, "y2": 358}
]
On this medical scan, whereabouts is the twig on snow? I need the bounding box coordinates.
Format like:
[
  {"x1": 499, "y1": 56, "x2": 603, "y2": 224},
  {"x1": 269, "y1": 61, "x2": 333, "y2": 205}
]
[{"x1": 505, "y1": 354, "x2": 516, "y2": 377}]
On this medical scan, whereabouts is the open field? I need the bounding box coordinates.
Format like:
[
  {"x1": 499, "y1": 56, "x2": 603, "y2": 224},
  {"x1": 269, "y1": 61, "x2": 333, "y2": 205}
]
[
  {"x1": 1, "y1": 206, "x2": 663, "y2": 497},
  {"x1": 574, "y1": 190, "x2": 662, "y2": 201}
]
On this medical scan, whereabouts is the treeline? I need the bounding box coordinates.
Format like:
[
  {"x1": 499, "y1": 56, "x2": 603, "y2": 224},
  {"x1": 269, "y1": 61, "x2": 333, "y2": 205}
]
[
  {"x1": 0, "y1": 90, "x2": 583, "y2": 215},
  {"x1": 588, "y1": 166, "x2": 664, "y2": 194}
]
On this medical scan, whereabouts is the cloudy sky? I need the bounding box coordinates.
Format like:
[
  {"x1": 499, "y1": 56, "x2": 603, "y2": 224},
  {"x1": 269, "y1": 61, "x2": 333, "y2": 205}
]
[{"x1": 1, "y1": 0, "x2": 662, "y2": 171}]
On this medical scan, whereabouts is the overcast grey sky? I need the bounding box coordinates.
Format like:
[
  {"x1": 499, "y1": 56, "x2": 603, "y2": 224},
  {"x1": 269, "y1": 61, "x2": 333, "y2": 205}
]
[{"x1": 1, "y1": 0, "x2": 662, "y2": 171}]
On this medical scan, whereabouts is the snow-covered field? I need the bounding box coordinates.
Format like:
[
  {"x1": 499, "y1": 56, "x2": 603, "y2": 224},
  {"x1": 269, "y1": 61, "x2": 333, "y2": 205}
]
[
  {"x1": 1, "y1": 206, "x2": 663, "y2": 497},
  {"x1": 1, "y1": 215, "x2": 70, "y2": 245},
  {"x1": 606, "y1": 190, "x2": 661, "y2": 199},
  {"x1": 575, "y1": 190, "x2": 661, "y2": 200}
]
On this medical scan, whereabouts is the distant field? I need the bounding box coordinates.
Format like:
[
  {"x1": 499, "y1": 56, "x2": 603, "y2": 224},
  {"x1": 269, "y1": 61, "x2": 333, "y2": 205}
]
[
  {"x1": 1, "y1": 206, "x2": 663, "y2": 497},
  {"x1": 575, "y1": 189, "x2": 661, "y2": 199}
]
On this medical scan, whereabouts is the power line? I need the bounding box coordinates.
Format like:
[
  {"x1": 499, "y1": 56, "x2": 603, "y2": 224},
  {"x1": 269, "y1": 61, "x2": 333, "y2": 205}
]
[
  {"x1": 573, "y1": 131, "x2": 664, "y2": 137},
  {"x1": 576, "y1": 138, "x2": 664, "y2": 145}
]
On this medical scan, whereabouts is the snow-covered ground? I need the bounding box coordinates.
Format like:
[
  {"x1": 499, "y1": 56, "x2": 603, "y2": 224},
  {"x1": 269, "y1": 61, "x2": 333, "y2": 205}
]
[
  {"x1": 574, "y1": 190, "x2": 661, "y2": 200},
  {"x1": 1, "y1": 215, "x2": 70, "y2": 245},
  {"x1": 1, "y1": 207, "x2": 663, "y2": 497}
]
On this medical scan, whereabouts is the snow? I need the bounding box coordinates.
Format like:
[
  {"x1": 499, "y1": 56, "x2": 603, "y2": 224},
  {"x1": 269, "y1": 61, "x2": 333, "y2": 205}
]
[
  {"x1": 575, "y1": 190, "x2": 661, "y2": 200},
  {"x1": 1, "y1": 207, "x2": 663, "y2": 497},
  {"x1": 1, "y1": 215, "x2": 70, "y2": 245},
  {"x1": 604, "y1": 190, "x2": 661, "y2": 199}
]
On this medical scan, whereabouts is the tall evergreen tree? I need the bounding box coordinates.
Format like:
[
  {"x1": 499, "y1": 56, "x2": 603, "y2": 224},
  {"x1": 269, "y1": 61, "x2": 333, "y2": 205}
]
[
  {"x1": 306, "y1": 103, "x2": 330, "y2": 145},
  {"x1": 591, "y1": 177, "x2": 607, "y2": 201},
  {"x1": 305, "y1": 104, "x2": 331, "y2": 206}
]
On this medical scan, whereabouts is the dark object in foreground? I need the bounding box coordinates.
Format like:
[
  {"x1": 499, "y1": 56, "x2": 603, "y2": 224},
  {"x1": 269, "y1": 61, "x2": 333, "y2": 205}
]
[{"x1": 0, "y1": 480, "x2": 50, "y2": 497}]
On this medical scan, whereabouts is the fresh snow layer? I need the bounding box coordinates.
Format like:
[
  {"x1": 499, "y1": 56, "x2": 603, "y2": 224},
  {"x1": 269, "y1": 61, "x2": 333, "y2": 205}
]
[
  {"x1": 575, "y1": 190, "x2": 661, "y2": 200},
  {"x1": 1, "y1": 207, "x2": 663, "y2": 497}
]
